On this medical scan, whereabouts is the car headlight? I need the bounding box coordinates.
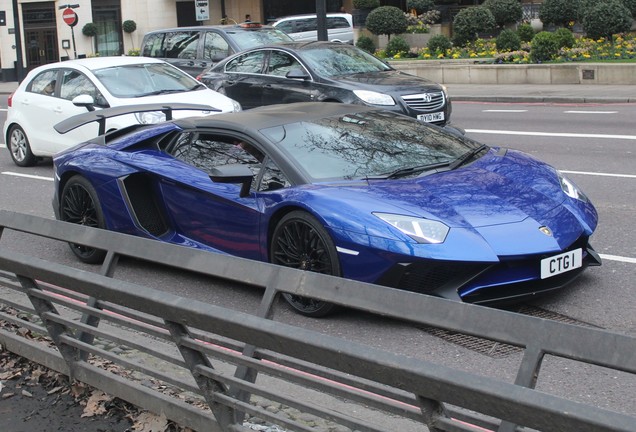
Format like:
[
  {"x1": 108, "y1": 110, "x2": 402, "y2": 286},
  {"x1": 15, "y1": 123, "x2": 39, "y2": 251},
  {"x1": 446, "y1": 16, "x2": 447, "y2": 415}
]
[
  {"x1": 135, "y1": 111, "x2": 166, "y2": 124},
  {"x1": 232, "y1": 100, "x2": 242, "y2": 112},
  {"x1": 557, "y1": 170, "x2": 588, "y2": 202},
  {"x1": 374, "y1": 213, "x2": 449, "y2": 244},
  {"x1": 353, "y1": 90, "x2": 395, "y2": 106}
]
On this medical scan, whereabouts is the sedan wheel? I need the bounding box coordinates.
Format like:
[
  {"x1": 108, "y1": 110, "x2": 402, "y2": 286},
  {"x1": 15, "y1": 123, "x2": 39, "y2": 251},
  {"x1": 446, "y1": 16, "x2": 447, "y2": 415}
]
[
  {"x1": 270, "y1": 211, "x2": 340, "y2": 317},
  {"x1": 8, "y1": 125, "x2": 37, "y2": 167},
  {"x1": 60, "y1": 176, "x2": 107, "y2": 264}
]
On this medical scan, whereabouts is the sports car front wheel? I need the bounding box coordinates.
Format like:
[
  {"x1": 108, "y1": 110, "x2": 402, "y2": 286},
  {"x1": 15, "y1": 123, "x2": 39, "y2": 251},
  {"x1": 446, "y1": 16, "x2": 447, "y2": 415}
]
[
  {"x1": 270, "y1": 211, "x2": 341, "y2": 317},
  {"x1": 60, "y1": 176, "x2": 107, "y2": 264}
]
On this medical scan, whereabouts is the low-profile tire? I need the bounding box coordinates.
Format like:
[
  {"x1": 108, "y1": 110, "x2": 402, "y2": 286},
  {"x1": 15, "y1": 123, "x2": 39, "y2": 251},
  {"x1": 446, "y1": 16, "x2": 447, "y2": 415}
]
[
  {"x1": 270, "y1": 211, "x2": 340, "y2": 317},
  {"x1": 60, "y1": 176, "x2": 107, "y2": 264},
  {"x1": 8, "y1": 125, "x2": 37, "y2": 167}
]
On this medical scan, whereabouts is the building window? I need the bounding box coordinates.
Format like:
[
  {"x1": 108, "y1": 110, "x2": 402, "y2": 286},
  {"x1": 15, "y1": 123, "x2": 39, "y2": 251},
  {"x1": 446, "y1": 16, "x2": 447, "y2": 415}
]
[{"x1": 92, "y1": 0, "x2": 122, "y2": 56}]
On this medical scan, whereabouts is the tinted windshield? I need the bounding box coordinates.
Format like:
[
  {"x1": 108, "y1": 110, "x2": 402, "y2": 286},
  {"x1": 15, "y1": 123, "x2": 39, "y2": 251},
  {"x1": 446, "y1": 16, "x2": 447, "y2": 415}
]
[
  {"x1": 261, "y1": 111, "x2": 485, "y2": 181},
  {"x1": 93, "y1": 63, "x2": 199, "y2": 98},
  {"x1": 228, "y1": 29, "x2": 294, "y2": 50},
  {"x1": 300, "y1": 45, "x2": 392, "y2": 77}
]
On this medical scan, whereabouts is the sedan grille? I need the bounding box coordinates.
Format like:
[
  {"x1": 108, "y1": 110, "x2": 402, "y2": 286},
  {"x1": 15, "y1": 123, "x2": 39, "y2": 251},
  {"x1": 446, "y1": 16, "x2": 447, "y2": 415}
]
[{"x1": 401, "y1": 91, "x2": 445, "y2": 112}]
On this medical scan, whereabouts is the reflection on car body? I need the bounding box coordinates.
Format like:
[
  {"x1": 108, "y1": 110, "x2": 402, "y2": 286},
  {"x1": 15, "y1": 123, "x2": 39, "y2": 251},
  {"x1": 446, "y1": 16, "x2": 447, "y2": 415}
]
[
  {"x1": 198, "y1": 41, "x2": 452, "y2": 125},
  {"x1": 52, "y1": 102, "x2": 600, "y2": 318}
]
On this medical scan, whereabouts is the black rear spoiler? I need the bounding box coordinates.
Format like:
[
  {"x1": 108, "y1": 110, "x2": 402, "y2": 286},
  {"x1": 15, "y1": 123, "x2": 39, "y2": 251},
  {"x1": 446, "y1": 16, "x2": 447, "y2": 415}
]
[{"x1": 54, "y1": 103, "x2": 219, "y2": 136}]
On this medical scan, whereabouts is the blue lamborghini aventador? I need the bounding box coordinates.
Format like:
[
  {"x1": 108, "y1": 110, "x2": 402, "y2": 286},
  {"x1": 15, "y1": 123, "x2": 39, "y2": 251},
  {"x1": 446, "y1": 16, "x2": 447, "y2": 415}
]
[{"x1": 52, "y1": 102, "x2": 601, "y2": 316}]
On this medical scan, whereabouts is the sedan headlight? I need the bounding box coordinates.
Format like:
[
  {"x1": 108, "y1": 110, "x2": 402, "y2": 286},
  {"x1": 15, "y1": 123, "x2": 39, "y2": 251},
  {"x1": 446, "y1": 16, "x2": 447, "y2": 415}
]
[
  {"x1": 374, "y1": 213, "x2": 449, "y2": 244},
  {"x1": 557, "y1": 170, "x2": 588, "y2": 202},
  {"x1": 135, "y1": 111, "x2": 166, "y2": 124},
  {"x1": 353, "y1": 90, "x2": 395, "y2": 106}
]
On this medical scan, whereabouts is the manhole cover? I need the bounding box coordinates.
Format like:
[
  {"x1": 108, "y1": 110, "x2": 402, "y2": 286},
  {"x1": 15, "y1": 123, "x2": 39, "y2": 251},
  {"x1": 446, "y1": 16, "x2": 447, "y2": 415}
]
[{"x1": 421, "y1": 305, "x2": 601, "y2": 358}]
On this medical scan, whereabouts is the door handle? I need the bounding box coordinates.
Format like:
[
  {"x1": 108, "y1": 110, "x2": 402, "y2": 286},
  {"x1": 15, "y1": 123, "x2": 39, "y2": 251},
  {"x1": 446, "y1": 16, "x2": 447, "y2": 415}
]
[{"x1": 54, "y1": 107, "x2": 64, "y2": 113}]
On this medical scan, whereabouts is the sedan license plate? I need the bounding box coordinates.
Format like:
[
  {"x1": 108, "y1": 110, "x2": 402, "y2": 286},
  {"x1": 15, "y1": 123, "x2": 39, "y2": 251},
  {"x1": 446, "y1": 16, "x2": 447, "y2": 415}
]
[
  {"x1": 417, "y1": 112, "x2": 444, "y2": 122},
  {"x1": 540, "y1": 249, "x2": 582, "y2": 279}
]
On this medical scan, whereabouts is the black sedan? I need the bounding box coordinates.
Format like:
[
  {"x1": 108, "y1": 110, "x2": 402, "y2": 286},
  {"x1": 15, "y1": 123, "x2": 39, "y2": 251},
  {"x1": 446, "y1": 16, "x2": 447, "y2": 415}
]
[{"x1": 197, "y1": 41, "x2": 451, "y2": 126}]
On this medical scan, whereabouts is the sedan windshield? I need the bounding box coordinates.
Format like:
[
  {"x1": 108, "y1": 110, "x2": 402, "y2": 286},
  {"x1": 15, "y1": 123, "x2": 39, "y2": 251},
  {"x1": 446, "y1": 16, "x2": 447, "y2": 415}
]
[
  {"x1": 300, "y1": 45, "x2": 392, "y2": 77},
  {"x1": 93, "y1": 63, "x2": 200, "y2": 98},
  {"x1": 261, "y1": 111, "x2": 486, "y2": 181}
]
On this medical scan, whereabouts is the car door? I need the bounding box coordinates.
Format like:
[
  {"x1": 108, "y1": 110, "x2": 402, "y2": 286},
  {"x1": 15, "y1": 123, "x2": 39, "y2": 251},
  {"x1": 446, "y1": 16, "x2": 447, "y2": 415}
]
[
  {"x1": 219, "y1": 50, "x2": 267, "y2": 109},
  {"x1": 157, "y1": 131, "x2": 264, "y2": 260},
  {"x1": 259, "y1": 50, "x2": 320, "y2": 105}
]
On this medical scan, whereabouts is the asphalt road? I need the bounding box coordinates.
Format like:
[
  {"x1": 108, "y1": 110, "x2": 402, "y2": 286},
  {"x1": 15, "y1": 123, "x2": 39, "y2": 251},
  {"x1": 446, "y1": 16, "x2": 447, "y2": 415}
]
[{"x1": 1, "y1": 99, "x2": 635, "y2": 423}]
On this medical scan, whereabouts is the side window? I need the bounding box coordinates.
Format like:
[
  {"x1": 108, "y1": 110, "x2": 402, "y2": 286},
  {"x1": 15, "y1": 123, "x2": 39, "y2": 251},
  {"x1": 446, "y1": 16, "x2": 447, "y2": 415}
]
[
  {"x1": 275, "y1": 21, "x2": 294, "y2": 33},
  {"x1": 164, "y1": 31, "x2": 199, "y2": 59},
  {"x1": 59, "y1": 70, "x2": 107, "y2": 106},
  {"x1": 171, "y1": 133, "x2": 264, "y2": 177},
  {"x1": 296, "y1": 18, "x2": 317, "y2": 32},
  {"x1": 258, "y1": 158, "x2": 291, "y2": 192},
  {"x1": 203, "y1": 32, "x2": 230, "y2": 61},
  {"x1": 141, "y1": 33, "x2": 163, "y2": 57},
  {"x1": 328, "y1": 17, "x2": 350, "y2": 29},
  {"x1": 225, "y1": 51, "x2": 266, "y2": 74},
  {"x1": 28, "y1": 70, "x2": 58, "y2": 96},
  {"x1": 267, "y1": 51, "x2": 302, "y2": 77}
]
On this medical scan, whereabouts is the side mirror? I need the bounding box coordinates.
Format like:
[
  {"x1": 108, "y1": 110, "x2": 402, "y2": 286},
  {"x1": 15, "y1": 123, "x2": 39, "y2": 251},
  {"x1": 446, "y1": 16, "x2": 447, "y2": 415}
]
[
  {"x1": 72, "y1": 95, "x2": 96, "y2": 112},
  {"x1": 286, "y1": 68, "x2": 310, "y2": 81},
  {"x1": 209, "y1": 164, "x2": 254, "y2": 197}
]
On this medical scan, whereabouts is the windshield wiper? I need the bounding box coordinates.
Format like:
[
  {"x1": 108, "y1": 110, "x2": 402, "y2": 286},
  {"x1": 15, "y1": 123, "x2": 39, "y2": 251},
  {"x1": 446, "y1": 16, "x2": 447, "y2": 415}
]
[
  {"x1": 366, "y1": 161, "x2": 454, "y2": 180},
  {"x1": 137, "y1": 89, "x2": 184, "y2": 97},
  {"x1": 448, "y1": 144, "x2": 487, "y2": 171}
]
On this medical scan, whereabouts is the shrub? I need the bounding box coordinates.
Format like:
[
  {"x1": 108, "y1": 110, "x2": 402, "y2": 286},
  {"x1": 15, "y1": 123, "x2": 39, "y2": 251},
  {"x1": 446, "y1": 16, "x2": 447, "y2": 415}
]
[
  {"x1": 517, "y1": 23, "x2": 535, "y2": 42},
  {"x1": 452, "y1": 6, "x2": 496, "y2": 46},
  {"x1": 356, "y1": 35, "x2": 376, "y2": 53},
  {"x1": 483, "y1": 0, "x2": 523, "y2": 28},
  {"x1": 530, "y1": 31, "x2": 559, "y2": 62},
  {"x1": 621, "y1": 0, "x2": 636, "y2": 17},
  {"x1": 353, "y1": 0, "x2": 380, "y2": 9},
  {"x1": 553, "y1": 27, "x2": 575, "y2": 49},
  {"x1": 427, "y1": 34, "x2": 452, "y2": 54},
  {"x1": 581, "y1": 0, "x2": 633, "y2": 40},
  {"x1": 539, "y1": 0, "x2": 580, "y2": 28},
  {"x1": 385, "y1": 35, "x2": 411, "y2": 57},
  {"x1": 365, "y1": 6, "x2": 408, "y2": 39},
  {"x1": 122, "y1": 20, "x2": 137, "y2": 34},
  {"x1": 407, "y1": 0, "x2": 435, "y2": 14},
  {"x1": 496, "y1": 28, "x2": 521, "y2": 52},
  {"x1": 82, "y1": 22, "x2": 98, "y2": 37}
]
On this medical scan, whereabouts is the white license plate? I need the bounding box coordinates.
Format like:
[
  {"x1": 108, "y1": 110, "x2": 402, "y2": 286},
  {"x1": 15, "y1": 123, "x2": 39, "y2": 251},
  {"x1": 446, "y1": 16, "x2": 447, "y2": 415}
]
[
  {"x1": 417, "y1": 112, "x2": 444, "y2": 122},
  {"x1": 540, "y1": 249, "x2": 582, "y2": 279}
]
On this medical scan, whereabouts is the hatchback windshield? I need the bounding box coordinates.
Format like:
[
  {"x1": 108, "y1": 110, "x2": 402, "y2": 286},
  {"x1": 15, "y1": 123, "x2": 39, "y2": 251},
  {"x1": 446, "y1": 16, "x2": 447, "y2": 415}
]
[
  {"x1": 262, "y1": 111, "x2": 485, "y2": 181},
  {"x1": 300, "y1": 45, "x2": 392, "y2": 77},
  {"x1": 228, "y1": 29, "x2": 294, "y2": 50},
  {"x1": 93, "y1": 63, "x2": 201, "y2": 98}
]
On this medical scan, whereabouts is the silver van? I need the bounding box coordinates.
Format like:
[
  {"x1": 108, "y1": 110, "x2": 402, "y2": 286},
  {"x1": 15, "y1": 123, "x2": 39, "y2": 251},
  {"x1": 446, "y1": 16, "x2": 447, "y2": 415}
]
[{"x1": 271, "y1": 13, "x2": 354, "y2": 44}]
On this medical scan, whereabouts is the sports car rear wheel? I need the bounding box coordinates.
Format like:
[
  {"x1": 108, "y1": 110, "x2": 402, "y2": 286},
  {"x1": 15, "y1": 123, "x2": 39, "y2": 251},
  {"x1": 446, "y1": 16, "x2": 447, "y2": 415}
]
[
  {"x1": 60, "y1": 176, "x2": 107, "y2": 264},
  {"x1": 8, "y1": 125, "x2": 37, "y2": 167},
  {"x1": 271, "y1": 211, "x2": 340, "y2": 317}
]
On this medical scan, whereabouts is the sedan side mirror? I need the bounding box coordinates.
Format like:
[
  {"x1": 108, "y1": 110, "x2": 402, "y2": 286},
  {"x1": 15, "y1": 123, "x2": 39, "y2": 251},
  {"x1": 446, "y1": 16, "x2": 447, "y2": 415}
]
[
  {"x1": 286, "y1": 68, "x2": 310, "y2": 81},
  {"x1": 209, "y1": 164, "x2": 254, "y2": 197},
  {"x1": 72, "y1": 95, "x2": 96, "y2": 112}
]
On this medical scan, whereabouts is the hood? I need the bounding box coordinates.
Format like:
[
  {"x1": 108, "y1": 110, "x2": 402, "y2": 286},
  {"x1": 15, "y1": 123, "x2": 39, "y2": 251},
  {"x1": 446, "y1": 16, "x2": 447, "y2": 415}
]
[{"x1": 332, "y1": 70, "x2": 441, "y2": 93}]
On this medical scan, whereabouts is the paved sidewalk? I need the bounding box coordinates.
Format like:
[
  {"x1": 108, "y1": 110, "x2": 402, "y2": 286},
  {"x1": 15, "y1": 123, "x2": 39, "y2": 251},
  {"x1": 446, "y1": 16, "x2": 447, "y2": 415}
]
[{"x1": 2, "y1": 80, "x2": 636, "y2": 104}]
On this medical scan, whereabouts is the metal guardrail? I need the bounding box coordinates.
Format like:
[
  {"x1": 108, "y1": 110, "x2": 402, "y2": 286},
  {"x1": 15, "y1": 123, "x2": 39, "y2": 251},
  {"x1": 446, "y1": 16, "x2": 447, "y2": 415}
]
[{"x1": 0, "y1": 210, "x2": 635, "y2": 432}]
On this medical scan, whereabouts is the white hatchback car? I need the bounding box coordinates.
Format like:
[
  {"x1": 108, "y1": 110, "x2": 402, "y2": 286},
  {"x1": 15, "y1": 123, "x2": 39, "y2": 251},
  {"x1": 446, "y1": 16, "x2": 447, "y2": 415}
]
[{"x1": 4, "y1": 56, "x2": 242, "y2": 166}]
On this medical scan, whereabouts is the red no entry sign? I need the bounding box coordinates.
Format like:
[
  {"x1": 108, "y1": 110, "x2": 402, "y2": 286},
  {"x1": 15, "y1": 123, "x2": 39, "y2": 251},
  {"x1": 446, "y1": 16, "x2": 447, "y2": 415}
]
[{"x1": 62, "y1": 8, "x2": 78, "y2": 27}]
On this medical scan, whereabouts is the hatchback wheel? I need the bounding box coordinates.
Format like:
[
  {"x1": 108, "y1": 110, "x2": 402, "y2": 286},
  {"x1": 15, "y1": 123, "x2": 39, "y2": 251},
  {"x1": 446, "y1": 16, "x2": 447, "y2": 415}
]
[
  {"x1": 270, "y1": 211, "x2": 340, "y2": 317},
  {"x1": 8, "y1": 125, "x2": 37, "y2": 167},
  {"x1": 60, "y1": 176, "x2": 107, "y2": 264}
]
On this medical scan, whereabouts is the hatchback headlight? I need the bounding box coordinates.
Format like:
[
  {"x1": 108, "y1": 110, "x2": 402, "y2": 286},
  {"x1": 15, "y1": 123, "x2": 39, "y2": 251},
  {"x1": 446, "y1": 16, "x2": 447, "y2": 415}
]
[
  {"x1": 557, "y1": 171, "x2": 588, "y2": 202},
  {"x1": 374, "y1": 213, "x2": 449, "y2": 244},
  {"x1": 135, "y1": 111, "x2": 166, "y2": 124},
  {"x1": 353, "y1": 90, "x2": 395, "y2": 106}
]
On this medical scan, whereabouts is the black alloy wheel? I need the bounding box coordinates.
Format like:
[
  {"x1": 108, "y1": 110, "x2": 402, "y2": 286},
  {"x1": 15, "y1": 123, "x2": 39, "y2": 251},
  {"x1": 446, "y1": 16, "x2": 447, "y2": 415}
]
[
  {"x1": 270, "y1": 211, "x2": 341, "y2": 317},
  {"x1": 60, "y1": 176, "x2": 107, "y2": 264}
]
